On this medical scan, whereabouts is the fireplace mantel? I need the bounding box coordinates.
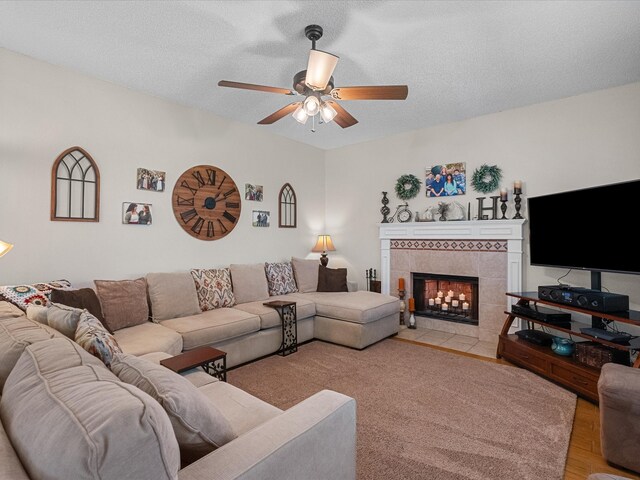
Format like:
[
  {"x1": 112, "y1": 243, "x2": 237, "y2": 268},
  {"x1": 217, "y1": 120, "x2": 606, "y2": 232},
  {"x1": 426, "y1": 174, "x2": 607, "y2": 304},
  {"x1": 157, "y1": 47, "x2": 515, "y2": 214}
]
[{"x1": 379, "y1": 219, "x2": 526, "y2": 296}]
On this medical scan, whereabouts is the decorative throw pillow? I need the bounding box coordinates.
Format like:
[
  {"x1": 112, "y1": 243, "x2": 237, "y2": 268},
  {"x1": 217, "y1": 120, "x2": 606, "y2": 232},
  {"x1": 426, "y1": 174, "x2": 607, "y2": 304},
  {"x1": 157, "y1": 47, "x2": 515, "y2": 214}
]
[
  {"x1": 291, "y1": 257, "x2": 319, "y2": 293},
  {"x1": 75, "y1": 311, "x2": 123, "y2": 368},
  {"x1": 0, "y1": 280, "x2": 72, "y2": 311},
  {"x1": 94, "y1": 278, "x2": 149, "y2": 332},
  {"x1": 317, "y1": 266, "x2": 349, "y2": 292},
  {"x1": 25, "y1": 305, "x2": 49, "y2": 324},
  {"x1": 190, "y1": 269, "x2": 235, "y2": 311},
  {"x1": 47, "y1": 303, "x2": 83, "y2": 339},
  {"x1": 264, "y1": 262, "x2": 298, "y2": 296},
  {"x1": 50, "y1": 287, "x2": 105, "y2": 324},
  {"x1": 111, "y1": 353, "x2": 236, "y2": 464}
]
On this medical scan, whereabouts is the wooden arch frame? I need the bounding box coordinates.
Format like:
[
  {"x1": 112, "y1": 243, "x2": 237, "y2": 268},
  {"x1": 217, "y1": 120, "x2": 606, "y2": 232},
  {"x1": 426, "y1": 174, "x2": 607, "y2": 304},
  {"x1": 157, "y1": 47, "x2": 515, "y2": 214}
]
[
  {"x1": 51, "y1": 146, "x2": 100, "y2": 222},
  {"x1": 278, "y1": 183, "x2": 297, "y2": 228}
]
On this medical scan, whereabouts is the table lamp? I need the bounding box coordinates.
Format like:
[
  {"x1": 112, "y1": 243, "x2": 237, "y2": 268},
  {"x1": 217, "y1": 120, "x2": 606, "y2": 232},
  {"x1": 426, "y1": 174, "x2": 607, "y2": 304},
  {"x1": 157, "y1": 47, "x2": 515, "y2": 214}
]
[
  {"x1": 311, "y1": 235, "x2": 336, "y2": 266},
  {"x1": 0, "y1": 240, "x2": 13, "y2": 258}
]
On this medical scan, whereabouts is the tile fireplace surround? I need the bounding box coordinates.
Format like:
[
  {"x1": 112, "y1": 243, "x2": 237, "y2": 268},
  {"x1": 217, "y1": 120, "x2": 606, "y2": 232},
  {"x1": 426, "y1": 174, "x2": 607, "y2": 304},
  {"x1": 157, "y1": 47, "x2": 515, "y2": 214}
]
[{"x1": 380, "y1": 220, "x2": 525, "y2": 342}]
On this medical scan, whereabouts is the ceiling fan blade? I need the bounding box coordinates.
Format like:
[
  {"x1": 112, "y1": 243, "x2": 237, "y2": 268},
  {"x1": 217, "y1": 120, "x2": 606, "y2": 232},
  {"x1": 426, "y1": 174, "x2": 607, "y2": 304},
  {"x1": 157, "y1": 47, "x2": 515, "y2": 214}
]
[
  {"x1": 330, "y1": 85, "x2": 408, "y2": 100},
  {"x1": 326, "y1": 101, "x2": 358, "y2": 129},
  {"x1": 305, "y1": 49, "x2": 339, "y2": 91},
  {"x1": 258, "y1": 102, "x2": 302, "y2": 125},
  {"x1": 218, "y1": 80, "x2": 295, "y2": 96}
]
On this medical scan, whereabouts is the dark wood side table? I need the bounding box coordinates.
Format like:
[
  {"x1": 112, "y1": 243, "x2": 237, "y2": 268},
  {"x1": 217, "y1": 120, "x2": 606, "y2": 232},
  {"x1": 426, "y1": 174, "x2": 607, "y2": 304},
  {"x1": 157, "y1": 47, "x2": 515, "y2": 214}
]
[
  {"x1": 263, "y1": 300, "x2": 297, "y2": 356},
  {"x1": 160, "y1": 346, "x2": 227, "y2": 382}
]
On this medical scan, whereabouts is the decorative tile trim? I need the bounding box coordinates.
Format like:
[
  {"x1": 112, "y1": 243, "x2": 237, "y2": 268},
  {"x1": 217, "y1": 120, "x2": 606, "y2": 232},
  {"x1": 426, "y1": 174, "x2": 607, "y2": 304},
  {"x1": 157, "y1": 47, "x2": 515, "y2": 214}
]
[{"x1": 390, "y1": 239, "x2": 508, "y2": 252}]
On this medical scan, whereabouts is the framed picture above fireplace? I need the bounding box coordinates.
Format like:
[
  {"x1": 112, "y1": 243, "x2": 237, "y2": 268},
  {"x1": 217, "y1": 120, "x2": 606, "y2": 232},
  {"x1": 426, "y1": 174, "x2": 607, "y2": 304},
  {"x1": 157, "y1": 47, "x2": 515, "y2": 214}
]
[{"x1": 425, "y1": 163, "x2": 466, "y2": 197}]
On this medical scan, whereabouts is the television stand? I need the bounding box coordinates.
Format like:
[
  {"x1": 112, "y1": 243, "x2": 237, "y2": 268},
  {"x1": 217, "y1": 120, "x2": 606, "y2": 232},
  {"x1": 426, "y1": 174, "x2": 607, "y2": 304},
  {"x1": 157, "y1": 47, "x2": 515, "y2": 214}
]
[{"x1": 497, "y1": 292, "x2": 640, "y2": 403}]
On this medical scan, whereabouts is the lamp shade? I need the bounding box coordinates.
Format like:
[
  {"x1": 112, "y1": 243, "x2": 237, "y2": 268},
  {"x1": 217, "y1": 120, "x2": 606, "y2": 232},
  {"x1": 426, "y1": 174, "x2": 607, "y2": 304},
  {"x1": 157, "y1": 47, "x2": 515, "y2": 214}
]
[
  {"x1": 305, "y1": 49, "x2": 339, "y2": 91},
  {"x1": 0, "y1": 240, "x2": 14, "y2": 258},
  {"x1": 311, "y1": 235, "x2": 336, "y2": 253}
]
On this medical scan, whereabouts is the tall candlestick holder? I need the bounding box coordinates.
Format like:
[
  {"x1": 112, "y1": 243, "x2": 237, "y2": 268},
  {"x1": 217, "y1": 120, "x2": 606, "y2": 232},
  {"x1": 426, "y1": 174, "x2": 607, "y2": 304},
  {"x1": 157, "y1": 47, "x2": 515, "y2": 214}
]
[
  {"x1": 398, "y1": 289, "x2": 406, "y2": 325},
  {"x1": 408, "y1": 301, "x2": 417, "y2": 329},
  {"x1": 513, "y1": 188, "x2": 523, "y2": 219},
  {"x1": 500, "y1": 198, "x2": 508, "y2": 219},
  {"x1": 380, "y1": 191, "x2": 391, "y2": 223}
]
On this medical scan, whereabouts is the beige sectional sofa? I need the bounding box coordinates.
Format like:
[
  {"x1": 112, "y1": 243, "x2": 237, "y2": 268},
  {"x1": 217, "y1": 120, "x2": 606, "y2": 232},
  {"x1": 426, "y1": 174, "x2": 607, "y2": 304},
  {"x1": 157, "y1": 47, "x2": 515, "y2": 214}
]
[
  {"x1": 113, "y1": 260, "x2": 400, "y2": 367},
  {"x1": 0, "y1": 303, "x2": 356, "y2": 480}
]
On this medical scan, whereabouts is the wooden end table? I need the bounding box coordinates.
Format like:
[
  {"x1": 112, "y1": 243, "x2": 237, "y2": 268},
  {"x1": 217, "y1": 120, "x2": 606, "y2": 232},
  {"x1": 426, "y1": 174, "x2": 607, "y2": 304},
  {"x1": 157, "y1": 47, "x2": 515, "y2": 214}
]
[
  {"x1": 263, "y1": 300, "x2": 297, "y2": 356},
  {"x1": 160, "y1": 346, "x2": 227, "y2": 382}
]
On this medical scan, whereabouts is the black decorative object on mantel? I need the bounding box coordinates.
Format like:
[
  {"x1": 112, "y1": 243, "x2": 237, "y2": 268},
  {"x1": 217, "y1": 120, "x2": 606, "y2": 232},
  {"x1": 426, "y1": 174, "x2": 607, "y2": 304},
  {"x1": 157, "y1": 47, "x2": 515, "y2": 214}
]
[
  {"x1": 476, "y1": 196, "x2": 499, "y2": 220},
  {"x1": 513, "y1": 181, "x2": 523, "y2": 219},
  {"x1": 380, "y1": 192, "x2": 391, "y2": 223}
]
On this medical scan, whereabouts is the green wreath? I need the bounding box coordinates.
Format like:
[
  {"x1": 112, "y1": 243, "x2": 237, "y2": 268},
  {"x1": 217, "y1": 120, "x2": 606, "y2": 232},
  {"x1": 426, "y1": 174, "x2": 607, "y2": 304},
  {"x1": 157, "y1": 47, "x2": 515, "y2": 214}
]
[
  {"x1": 471, "y1": 164, "x2": 502, "y2": 194},
  {"x1": 395, "y1": 174, "x2": 421, "y2": 200}
]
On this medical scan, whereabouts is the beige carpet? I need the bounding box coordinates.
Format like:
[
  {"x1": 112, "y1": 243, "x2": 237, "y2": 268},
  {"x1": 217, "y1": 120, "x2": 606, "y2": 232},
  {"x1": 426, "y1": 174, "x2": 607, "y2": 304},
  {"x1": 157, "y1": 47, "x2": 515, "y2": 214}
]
[{"x1": 228, "y1": 339, "x2": 576, "y2": 480}]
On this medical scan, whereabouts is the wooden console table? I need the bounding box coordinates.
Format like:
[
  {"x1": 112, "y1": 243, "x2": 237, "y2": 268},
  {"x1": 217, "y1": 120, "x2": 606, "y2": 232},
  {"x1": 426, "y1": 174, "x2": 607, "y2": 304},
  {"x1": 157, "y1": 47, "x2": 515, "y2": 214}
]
[{"x1": 497, "y1": 292, "x2": 640, "y2": 403}]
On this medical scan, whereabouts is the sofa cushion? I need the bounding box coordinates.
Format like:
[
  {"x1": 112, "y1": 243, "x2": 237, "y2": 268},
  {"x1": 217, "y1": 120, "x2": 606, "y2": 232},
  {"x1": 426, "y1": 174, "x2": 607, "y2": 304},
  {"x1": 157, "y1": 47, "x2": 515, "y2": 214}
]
[
  {"x1": 74, "y1": 311, "x2": 123, "y2": 368},
  {"x1": 0, "y1": 301, "x2": 24, "y2": 319},
  {"x1": 94, "y1": 277, "x2": 149, "y2": 332},
  {"x1": 229, "y1": 264, "x2": 270, "y2": 305},
  {"x1": 0, "y1": 280, "x2": 72, "y2": 310},
  {"x1": 191, "y1": 268, "x2": 236, "y2": 310},
  {"x1": 114, "y1": 321, "x2": 184, "y2": 356},
  {"x1": 147, "y1": 271, "x2": 201, "y2": 321},
  {"x1": 233, "y1": 295, "x2": 316, "y2": 330},
  {"x1": 111, "y1": 353, "x2": 236, "y2": 464},
  {"x1": 46, "y1": 302, "x2": 83, "y2": 338},
  {"x1": 317, "y1": 266, "x2": 348, "y2": 292},
  {"x1": 265, "y1": 262, "x2": 298, "y2": 296},
  {"x1": 0, "y1": 419, "x2": 29, "y2": 480},
  {"x1": 296, "y1": 291, "x2": 400, "y2": 324},
  {"x1": 0, "y1": 338, "x2": 180, "y2": 480},
  {"x1": 161, "y1": 308, "x2": 261, "y2": 350},
  {"x1": 50, "y1": 287, "x2": 106, "y2": 324},
  {"x1": 198, "y1": 381, "x2": 282, "y2": 437},
  {"x1": 291, "y1": 257, "x2": 319, "y2": 293},
  {"x1": 0, "y1": 315, "x2": 62, "y2": 392}
]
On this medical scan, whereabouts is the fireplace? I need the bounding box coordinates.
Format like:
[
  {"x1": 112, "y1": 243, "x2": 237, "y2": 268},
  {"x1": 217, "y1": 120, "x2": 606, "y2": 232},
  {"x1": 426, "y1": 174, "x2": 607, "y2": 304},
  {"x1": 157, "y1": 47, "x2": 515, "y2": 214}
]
[{"x1": 412, "y1": 272, "x2": 479, "y2": 326}]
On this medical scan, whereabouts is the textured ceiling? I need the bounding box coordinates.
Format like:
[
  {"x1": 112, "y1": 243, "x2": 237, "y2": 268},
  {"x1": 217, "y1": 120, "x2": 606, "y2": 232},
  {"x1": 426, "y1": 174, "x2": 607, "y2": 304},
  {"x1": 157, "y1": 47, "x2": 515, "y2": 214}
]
[{"x1": 1, "y1": 1, "x2": 639, "y2": 150}]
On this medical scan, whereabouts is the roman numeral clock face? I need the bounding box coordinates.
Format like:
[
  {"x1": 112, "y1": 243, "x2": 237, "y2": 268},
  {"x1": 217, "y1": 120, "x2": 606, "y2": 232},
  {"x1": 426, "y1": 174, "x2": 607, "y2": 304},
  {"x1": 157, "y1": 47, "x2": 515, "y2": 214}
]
[{"x1": 172, "y1": 165, "x2": 242, "y2": 240}]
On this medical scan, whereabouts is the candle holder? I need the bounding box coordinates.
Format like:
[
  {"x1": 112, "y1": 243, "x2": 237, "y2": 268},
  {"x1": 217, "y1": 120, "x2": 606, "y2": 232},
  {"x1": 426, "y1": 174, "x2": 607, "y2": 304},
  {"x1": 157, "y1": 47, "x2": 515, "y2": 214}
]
[
  {"x1": 513, "y1": 189, "x2": 523, "y2": 219},
  {"x1": 500, "y1": 198, "x2": 508, "y2": 219},
  {"x1": 380, "y1": 192, "x2": 391, "y2": 223},
  {"x1": 408, "y1": 312, "x2": 416, "y2": 329},
  {"x1": 398, "y1": 289, "x2": 406, "y2": 326}
]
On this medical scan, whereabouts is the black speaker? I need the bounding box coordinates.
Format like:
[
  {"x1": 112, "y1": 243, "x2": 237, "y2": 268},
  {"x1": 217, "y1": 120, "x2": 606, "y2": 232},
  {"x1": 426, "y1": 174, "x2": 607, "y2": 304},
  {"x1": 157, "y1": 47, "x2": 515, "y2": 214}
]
[{"x1": 538, "y1": 286, "x2": 629, "y2": 313}]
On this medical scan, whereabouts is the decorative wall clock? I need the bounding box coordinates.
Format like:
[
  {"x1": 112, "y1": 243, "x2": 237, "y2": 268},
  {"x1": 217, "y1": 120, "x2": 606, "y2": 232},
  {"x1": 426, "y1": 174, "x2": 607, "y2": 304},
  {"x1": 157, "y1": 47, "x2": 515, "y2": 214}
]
[{"x1": 172, "y1": 165, "x2": 242, "y2": 240}]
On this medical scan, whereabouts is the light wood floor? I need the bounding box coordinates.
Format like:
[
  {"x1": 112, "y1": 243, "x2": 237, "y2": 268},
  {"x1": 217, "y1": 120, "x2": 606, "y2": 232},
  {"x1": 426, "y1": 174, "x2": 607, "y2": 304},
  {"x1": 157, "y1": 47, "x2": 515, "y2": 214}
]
[{"x1": 393, "y1": 337, "x2": 640, "y2": 480}]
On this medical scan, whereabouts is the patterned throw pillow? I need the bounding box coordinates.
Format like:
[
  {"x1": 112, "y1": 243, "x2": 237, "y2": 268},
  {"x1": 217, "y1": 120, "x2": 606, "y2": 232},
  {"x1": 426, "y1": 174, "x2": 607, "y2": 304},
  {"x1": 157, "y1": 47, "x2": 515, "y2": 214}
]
[
  {"x1": 264, "y1": 262, "x2": 298, "y2": 296},
  {"x1": 74, "y1": 311, "x2": 123, "y2": 368},
  {"x1": 0, "y1": 280, "x2": 72, "y2": 311},
  {"x1": 190, "y1": 269, "x2": 235, "y2": 311}
]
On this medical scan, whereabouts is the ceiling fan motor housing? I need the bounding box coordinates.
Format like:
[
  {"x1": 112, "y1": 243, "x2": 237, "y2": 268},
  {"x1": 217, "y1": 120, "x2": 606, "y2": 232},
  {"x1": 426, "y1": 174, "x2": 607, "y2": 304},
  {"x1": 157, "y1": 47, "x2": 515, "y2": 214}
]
[{"x1": 293, "y1": 70, "x2": 334, "y2": 95}]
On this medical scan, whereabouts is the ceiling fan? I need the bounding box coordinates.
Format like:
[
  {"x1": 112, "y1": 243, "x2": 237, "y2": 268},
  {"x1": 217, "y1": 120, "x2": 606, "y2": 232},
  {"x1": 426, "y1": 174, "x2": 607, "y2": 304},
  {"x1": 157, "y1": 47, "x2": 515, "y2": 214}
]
[{"x1": 218, "y1": 24, "x2": 408, "y2": 130}]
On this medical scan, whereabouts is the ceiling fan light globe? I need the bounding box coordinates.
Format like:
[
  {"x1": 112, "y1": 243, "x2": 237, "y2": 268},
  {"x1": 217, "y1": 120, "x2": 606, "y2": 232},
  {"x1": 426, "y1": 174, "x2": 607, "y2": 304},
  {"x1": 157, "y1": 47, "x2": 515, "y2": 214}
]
[
  {"x1": 320, "y1": 102, "x2": 337, "y2": 123},
  {"x1": 305, "y1": 49, "x2": 339, "y2": 91},
  {"x1": 303, "y1": 96, "x2": 320, "y2": 115},
  {"x1": 292, "y1": 105, "x2": 308, "y2": 124}
]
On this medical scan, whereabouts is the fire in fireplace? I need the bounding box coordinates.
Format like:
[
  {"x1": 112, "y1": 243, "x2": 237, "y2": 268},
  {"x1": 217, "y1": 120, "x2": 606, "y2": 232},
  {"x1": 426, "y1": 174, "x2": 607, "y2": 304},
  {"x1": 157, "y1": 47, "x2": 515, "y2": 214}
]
[{"x1": 412, "y1": 273, "x2": 479, "y2": 325}]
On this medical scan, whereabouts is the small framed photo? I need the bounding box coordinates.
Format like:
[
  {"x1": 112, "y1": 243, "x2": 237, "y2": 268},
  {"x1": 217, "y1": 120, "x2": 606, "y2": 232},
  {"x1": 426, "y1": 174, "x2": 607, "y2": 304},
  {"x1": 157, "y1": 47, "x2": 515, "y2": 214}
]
[
  {"x1": 252, "y1": 210, "x2": 270, "y2": 227},
  {"x1": 137, "y1": 168, "x2": 166, "y2": 192},
  {"x1": 245, "y1": 184, "x2": 263, "y2": 202},
  {"x1": 123, "y1": 202, "x2": 153, "y2": 225}
]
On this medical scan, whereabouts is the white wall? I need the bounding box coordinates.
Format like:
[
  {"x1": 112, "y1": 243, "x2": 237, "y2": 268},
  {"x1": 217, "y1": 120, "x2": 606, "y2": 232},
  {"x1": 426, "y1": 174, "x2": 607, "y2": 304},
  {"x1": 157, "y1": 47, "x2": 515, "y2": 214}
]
[
  {"x1": 325, "y1": 82, "x2": 640, "y2": 307},
  {"x1": 0, "y1": 48, "x2": 326, "y2": 286}
]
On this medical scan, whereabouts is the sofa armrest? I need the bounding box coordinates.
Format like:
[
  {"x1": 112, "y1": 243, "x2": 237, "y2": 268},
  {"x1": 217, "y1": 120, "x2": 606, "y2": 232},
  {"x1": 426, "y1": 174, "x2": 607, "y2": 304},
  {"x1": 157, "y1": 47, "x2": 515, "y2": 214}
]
[{"x1": 178, "y1": 390, "x2": 356, "y2": 480}]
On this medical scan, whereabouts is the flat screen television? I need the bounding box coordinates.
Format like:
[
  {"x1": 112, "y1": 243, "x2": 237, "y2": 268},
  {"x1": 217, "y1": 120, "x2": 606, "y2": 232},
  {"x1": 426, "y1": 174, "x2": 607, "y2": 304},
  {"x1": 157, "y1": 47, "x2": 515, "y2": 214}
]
[{"x1": 528, "y1": 179, "x2": 640, "y2": 275}]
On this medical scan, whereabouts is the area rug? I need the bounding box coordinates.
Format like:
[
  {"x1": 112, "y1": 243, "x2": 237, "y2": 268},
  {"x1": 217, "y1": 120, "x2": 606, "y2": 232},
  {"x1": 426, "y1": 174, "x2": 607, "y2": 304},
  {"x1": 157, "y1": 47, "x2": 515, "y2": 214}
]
[{"x1": 228, "y1": 339, "x2": 576, "y2": 480}]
